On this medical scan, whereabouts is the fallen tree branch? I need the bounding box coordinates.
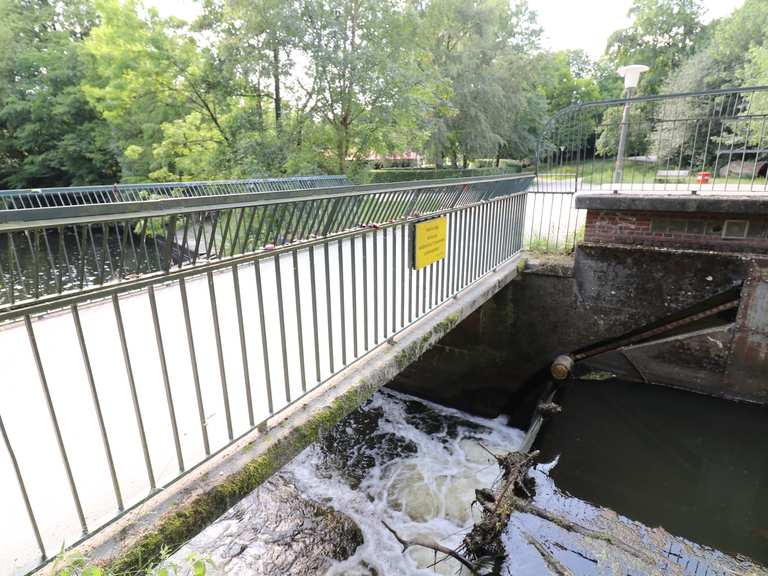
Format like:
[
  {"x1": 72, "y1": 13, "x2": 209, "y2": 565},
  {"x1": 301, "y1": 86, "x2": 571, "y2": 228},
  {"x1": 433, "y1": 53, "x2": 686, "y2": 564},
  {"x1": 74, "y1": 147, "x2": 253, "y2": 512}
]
[
  {"x1": 519, "y1": 502, "x2": 658, "y2": 566},
  {"x1": 522, "y1": 533, "x2": 575, "y2": 576},
  {"x1": 381, "y1": 520, "x2": 480, "y2": 575}
]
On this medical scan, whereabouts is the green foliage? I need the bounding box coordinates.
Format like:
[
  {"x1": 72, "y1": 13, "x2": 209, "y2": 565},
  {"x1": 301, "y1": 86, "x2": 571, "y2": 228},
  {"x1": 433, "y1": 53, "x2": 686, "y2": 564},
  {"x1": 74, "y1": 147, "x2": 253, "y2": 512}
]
[
  {"x1": 595, "y1": 105, "x2": 651, "y2": 158},
  {"x1": 0, "y1": 0, "x2": 741, "y2": 189},
  {"x1": 50, "y1": 550, "x2": 212, "y2": 576},
  {"x1": 662, "y1": 0, "x2": 768, "y2": 93},
  {"x1": 0, "y1": 0, "x2": 119, "y2": 188},
  {"x1": 418, "y1": 0, "x2": 547, "y2": 167},
  {"x1": 605, "y1": 0, "x2": 705, "y2": 94}
]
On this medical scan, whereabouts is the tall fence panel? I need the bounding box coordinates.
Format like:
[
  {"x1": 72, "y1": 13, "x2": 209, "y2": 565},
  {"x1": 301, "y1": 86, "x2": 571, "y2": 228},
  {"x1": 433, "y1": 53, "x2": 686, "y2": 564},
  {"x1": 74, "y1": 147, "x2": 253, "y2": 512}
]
[
  {"x1": 531, "y1": 86, "x2": 768, "y2": 252},
  {"x1": 0, "y1": 174, "x2": 531, "y2": 576}
]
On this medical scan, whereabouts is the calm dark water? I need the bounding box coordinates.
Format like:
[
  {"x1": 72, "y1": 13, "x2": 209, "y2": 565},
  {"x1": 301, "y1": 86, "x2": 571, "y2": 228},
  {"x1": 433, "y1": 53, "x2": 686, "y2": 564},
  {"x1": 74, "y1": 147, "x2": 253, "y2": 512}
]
[{"x1": 534, "y1": 378, "x2": 768, "y2": 565}]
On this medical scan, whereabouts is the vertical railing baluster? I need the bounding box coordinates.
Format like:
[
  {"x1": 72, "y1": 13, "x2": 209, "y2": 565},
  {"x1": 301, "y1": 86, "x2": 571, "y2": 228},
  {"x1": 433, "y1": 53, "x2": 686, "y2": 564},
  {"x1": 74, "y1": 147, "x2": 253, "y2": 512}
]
[
  {"x1": 71, "y1": 303, "x2": 124, "y2": 510},
  {"x1": 275, "y1": 253, "x2": 291, "y2": 404},
  {"x1": 207, "y1": 271, "x2": 233, "y2": 441},
  {"x1": 25, "y1": 314, "x2": 88, "y2": 533},
  {"x1": 148, "y1": 286, "x2": 184, "y2": 473},
  {"x1": 308, "y1": 247, "x2": 321, "y2": 384},
  {"x1": 179, "y1": 278, "x2": 210, "y2": 455},
  {"x1": 292, "y1": 250, "x2": 307, "y2": 393},
  {"x1": 254, "y1": 259, "x2": 274, "y2": 414},
  {"x1": 0, "y1": 412, "x2": 45, "y2": 559},
  {"x1": 112, "y1": 296, "x2": 156, "y2": 492},
  {"x1": 232, "y1": 265, "x2": 255, "y2": 426},
  {"x1": 323, "y1": 241, "x2": 335, "y2": 373},
  {"x1": 337, "y1": 239, "x2": 347, "y2": 366}
]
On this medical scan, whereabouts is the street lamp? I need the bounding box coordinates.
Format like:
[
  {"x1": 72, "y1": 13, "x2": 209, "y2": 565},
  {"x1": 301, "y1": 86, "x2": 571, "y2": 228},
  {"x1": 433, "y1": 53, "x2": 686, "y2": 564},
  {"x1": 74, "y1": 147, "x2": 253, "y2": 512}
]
[{"x1": 613, "y1": 64, "x2": 649, "y2": 186}]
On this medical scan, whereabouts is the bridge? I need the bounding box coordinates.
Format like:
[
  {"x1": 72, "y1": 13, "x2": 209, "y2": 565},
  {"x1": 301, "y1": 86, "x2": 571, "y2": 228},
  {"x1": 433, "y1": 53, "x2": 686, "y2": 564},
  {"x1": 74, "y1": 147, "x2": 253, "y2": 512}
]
[
  {"x1": 3, "y1": 85, "x2": 768, "y2": 576},
  {"x1": 0, "y1": 171, "x2": 560, "y2": 575}
]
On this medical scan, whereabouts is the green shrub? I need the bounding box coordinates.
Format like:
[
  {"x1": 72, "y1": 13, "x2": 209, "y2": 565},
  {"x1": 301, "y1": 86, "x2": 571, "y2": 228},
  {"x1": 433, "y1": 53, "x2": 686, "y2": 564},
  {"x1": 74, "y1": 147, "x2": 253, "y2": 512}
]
[{"x1": 361, "y1": 166, "x2": 521, "y2": 184}]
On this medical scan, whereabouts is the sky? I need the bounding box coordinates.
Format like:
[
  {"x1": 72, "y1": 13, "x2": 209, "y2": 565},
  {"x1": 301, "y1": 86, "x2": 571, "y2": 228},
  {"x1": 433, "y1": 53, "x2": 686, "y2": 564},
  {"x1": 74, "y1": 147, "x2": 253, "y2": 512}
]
[{"x1": 149, "y1": 0, "x2": 747, "y2": 60}]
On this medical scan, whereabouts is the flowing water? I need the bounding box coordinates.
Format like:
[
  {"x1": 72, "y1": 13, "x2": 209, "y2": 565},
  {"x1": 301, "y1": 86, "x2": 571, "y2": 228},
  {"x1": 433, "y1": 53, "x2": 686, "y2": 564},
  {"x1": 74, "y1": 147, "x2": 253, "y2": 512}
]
[
  {"x1": 170, "y1": 383, "x2": 768, "y2": 576},
  {"x1": 171, "y1": 389, "x2": 525, "y2": 575},
  {"x1": 289, "y1": 389, "x2": 525, "y2": 575}
]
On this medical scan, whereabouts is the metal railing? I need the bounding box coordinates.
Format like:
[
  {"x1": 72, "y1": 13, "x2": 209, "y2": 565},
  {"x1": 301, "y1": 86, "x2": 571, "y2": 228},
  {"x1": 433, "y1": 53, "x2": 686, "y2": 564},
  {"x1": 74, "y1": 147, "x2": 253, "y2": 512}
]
[
  {"x1": 0, "y1": 175, "x2": 531, "y2": 310},
  {"x1": 529, "y1": 85, "x2": 768, "y2": 252},
  {"x1": 0, "y1": 175, "x2": 352, "y2": 209},
  {"x1": 0, "y1": 173, "x2": 531, "y2": 576}
]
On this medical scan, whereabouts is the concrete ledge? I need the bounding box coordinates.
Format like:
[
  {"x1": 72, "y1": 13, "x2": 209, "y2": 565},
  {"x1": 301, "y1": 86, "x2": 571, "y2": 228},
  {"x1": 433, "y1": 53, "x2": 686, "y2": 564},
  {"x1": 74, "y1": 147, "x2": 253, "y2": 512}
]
[
  {"x1": 575, "y1": 193, "x2": 768, "y2": 214},
  {"x1": 55, "y1": 255, "x2": 523, "y2": 575}
]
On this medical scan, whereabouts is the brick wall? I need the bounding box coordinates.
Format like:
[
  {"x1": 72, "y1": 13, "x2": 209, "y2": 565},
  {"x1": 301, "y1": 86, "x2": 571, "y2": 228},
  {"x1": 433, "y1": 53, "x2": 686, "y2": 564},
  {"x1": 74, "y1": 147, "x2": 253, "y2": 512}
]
[{"x1": 584, "y1": 210, "x2": 768, "y2": 252}]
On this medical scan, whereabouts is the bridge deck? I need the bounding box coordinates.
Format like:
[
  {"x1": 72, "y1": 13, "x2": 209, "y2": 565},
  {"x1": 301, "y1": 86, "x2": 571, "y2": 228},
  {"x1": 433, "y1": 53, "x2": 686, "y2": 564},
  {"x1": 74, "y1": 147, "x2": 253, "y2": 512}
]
[{"x1": 1, "y1": 193, "x2": 528, "y2": 574}]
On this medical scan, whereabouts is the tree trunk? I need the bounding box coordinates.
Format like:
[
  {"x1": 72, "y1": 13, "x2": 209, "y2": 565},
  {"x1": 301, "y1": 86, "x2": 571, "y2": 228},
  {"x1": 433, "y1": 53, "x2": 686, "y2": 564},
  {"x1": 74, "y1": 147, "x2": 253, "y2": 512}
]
[
  {"x1": 256, "y1": 75, "x2": 264, "y2": 132},
  {"x1": 462, "y1": 156, "x2": 469, "y2": 169},
  {"x1": 272, "y1": 45, "x2": 282, "y2": 133},
  {"x1": 336, "y1": 128, "x2": 347, "y2": 174}
]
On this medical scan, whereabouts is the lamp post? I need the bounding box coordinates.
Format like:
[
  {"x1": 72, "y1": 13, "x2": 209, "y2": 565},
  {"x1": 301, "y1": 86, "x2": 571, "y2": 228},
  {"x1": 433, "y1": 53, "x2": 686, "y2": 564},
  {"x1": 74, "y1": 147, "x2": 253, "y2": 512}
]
[{"x1": 613, "y1": 64, "x2": 649, "y2": 186}]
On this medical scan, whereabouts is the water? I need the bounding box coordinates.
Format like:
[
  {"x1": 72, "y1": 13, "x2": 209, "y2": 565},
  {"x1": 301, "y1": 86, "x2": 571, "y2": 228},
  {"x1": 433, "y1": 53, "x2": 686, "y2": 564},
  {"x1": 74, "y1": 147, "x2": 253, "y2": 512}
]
[
  {"x1": 290, "y1": 390, "x2": 525, "y2": 575},
  {"x1": 534, "y1": 378, "x2": 768, "y2": 566},
  {"x1": 170, "y1": 383, "x2": 768, "y2": 576},
  {"x1": 171, "y1": 389, "x2": 525, "y2": 575}
]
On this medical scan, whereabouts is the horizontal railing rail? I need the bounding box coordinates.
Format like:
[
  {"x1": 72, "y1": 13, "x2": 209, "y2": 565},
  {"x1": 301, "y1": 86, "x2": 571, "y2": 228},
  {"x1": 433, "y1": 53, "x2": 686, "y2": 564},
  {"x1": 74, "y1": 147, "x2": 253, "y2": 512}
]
[
  {"x1": 0, "y1": 175, "x2": 353, "y2": 210},
  {"x1": 0, "y1": 175, "x2": 530, "y2": 576},
  {"x1": 0, "y1": 174, "x2": 533, "y2": 310}
]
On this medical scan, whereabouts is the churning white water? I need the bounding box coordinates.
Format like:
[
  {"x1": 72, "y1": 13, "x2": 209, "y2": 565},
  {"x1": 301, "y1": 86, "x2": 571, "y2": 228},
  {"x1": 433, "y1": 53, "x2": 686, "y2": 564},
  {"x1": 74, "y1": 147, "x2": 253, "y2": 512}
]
[{"x1": 285, "y1": 389, "x2": 525, "y2": 575}]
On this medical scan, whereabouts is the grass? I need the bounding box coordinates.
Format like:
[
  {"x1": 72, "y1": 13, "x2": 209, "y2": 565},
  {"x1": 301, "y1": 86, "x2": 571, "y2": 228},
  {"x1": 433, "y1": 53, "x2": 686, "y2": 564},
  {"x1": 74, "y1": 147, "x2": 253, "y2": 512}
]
[
  {"x1": 540, "y1": 159, "x2": 662, "y2": 186},
  {"x1": 525, "y1": 226, "x2": 584, "y2": 255},
  {"x1": 50, "y1": 550, "x2": 212, "y2": 576},
  {"x1": 540, "y1": 159, "x2": 768, "y2": 186}
]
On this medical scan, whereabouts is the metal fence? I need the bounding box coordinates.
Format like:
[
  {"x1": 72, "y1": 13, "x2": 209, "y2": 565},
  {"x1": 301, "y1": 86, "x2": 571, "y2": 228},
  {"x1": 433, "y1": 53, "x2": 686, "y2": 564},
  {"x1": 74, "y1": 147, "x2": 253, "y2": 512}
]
[
  {"x1": 530, "y1": 86, "x2": 768, "y2": 251},
  {"x1": 0, "y1": 173, "x2": 531, "y2": 576},
  {"x1": 0, "y1": 175, "x2": 352, "y2": 210},
  {"x1": 0, "y1": 175, "x2": 530, "y2": 310}
]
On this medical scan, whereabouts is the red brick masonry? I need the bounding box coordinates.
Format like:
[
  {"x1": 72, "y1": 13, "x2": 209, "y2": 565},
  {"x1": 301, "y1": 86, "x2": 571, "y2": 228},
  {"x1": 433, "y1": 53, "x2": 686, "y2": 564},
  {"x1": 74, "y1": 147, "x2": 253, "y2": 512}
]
[{"x1": 584, "y1": 210, "x2": 768, "y2": 253}]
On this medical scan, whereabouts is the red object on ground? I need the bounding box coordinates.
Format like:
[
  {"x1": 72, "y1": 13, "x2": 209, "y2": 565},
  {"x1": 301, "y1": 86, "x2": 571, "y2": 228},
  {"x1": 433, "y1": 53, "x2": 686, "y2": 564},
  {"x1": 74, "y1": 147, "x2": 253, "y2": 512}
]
[{"x1": 697, "y1": 171, "x2": 711, "y2": 184}]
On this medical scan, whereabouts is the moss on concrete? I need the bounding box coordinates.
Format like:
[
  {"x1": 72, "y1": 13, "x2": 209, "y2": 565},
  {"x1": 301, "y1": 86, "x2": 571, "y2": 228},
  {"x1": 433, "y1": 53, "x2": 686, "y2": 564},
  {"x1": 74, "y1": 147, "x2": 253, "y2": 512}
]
[
  {"x1": 107, "y1": 379, "x2": 380, "y2": 575},
  {"x1": 393, "y1": 313, "x2": 461, "y2": 371}
]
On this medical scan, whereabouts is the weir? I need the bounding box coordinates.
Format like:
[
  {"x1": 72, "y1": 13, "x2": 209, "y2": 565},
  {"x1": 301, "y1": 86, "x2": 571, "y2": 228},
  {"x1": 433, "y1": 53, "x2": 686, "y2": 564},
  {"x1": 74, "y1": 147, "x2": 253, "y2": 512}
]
[{"x1": 2, "y1": 86, "x2": 768, "y2": 576}]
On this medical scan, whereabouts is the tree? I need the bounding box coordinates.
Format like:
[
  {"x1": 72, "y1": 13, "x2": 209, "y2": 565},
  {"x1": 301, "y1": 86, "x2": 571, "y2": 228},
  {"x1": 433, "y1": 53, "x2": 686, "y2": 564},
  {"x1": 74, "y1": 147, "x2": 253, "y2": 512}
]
[
  {"x1": 540, "y1": 50, "x2": 603, "y2": 112},
  {"x1": 650, "y1": 0, "x2": 768, "y2": 166},
  {"x1": 605, "y1": 0, "x2": 705, "y2": 94},
  {"x1": 418, "y1": 0, "x2": 546, "y2": 167},
  {"x1": 297, "y1": 0, "x2": 430, "y2": 174},
  {"x1": 0, "y1": 0, "x2": 119, "y2": 188},
  {"x1": 83, "y1": 0, "x2": 239, "y2": 181}
]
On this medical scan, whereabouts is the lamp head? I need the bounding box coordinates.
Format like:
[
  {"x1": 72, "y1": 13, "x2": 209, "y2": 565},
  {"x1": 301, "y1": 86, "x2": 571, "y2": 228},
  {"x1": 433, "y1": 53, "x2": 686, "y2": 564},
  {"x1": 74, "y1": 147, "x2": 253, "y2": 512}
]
[{"x1": 617, "y1": 64, "x2": 649, "y2": 89}]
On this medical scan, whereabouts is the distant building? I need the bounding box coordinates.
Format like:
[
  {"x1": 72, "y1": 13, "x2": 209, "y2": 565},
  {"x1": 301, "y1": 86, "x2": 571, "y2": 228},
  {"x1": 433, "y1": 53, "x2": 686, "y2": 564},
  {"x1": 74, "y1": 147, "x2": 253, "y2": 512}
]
[{"x1": 365, "y1": 151, "x2": 422, "y2": 169}]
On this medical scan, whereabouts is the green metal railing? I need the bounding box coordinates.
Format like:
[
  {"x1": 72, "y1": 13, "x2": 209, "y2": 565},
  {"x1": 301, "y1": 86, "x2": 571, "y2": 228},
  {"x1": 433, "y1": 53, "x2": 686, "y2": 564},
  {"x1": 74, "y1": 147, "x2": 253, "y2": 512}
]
[{"x1": 0, "y1": 173, "x2": 532, "y2": 576}]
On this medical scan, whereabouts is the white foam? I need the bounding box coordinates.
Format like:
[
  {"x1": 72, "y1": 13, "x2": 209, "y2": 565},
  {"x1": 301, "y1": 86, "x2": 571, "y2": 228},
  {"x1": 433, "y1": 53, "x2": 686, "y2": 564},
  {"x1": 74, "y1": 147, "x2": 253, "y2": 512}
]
[{"x1": 286, "y1": 390, "x2": 525, "y2": 575}]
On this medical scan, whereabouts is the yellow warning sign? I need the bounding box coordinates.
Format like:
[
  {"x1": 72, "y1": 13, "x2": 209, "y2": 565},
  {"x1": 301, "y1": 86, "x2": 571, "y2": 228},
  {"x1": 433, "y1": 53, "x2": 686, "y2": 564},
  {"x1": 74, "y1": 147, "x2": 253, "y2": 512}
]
[{"x1": 413, "y1": 216, "x2": 447, "y2": 269}]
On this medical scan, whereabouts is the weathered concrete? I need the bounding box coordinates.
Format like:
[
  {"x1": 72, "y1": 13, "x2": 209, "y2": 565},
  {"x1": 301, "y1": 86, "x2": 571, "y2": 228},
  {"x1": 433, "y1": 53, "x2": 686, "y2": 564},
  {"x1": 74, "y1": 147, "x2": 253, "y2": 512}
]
[
  {"x1": 576, "y1": 192, "x2": 768, "y2": 214},
  {"x1": 391, "y1": 244, "x2": 767, "y2": 415},
  {"x1": 621, "y1": 325, "x2": 734, "y2": 395},
  {"x1": 725, "y1": 263, "x2": 768, "y2": 403},
  {"x1": 574, "y1": 243, "x2": 749, "y2": 330},
  {"x1": 55, "y1": 253, "x2": 523, "y2": 575},
  {"x1": 165, "y1": 474, "x2": 362, "y2": 576}
]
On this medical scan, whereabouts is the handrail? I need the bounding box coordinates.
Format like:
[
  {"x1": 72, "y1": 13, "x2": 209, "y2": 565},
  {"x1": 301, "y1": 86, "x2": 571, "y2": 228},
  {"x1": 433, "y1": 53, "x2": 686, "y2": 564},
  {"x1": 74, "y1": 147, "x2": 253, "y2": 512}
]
[
  {"x1": 0, "y1": 173, "x2": 533, "y2": 230},
  {"x1": 0, "y1": 173, "x2": 534, "y2": 309},
  {"x1": 0, "y1": 175, "x2": 353, "y2": 208}
]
